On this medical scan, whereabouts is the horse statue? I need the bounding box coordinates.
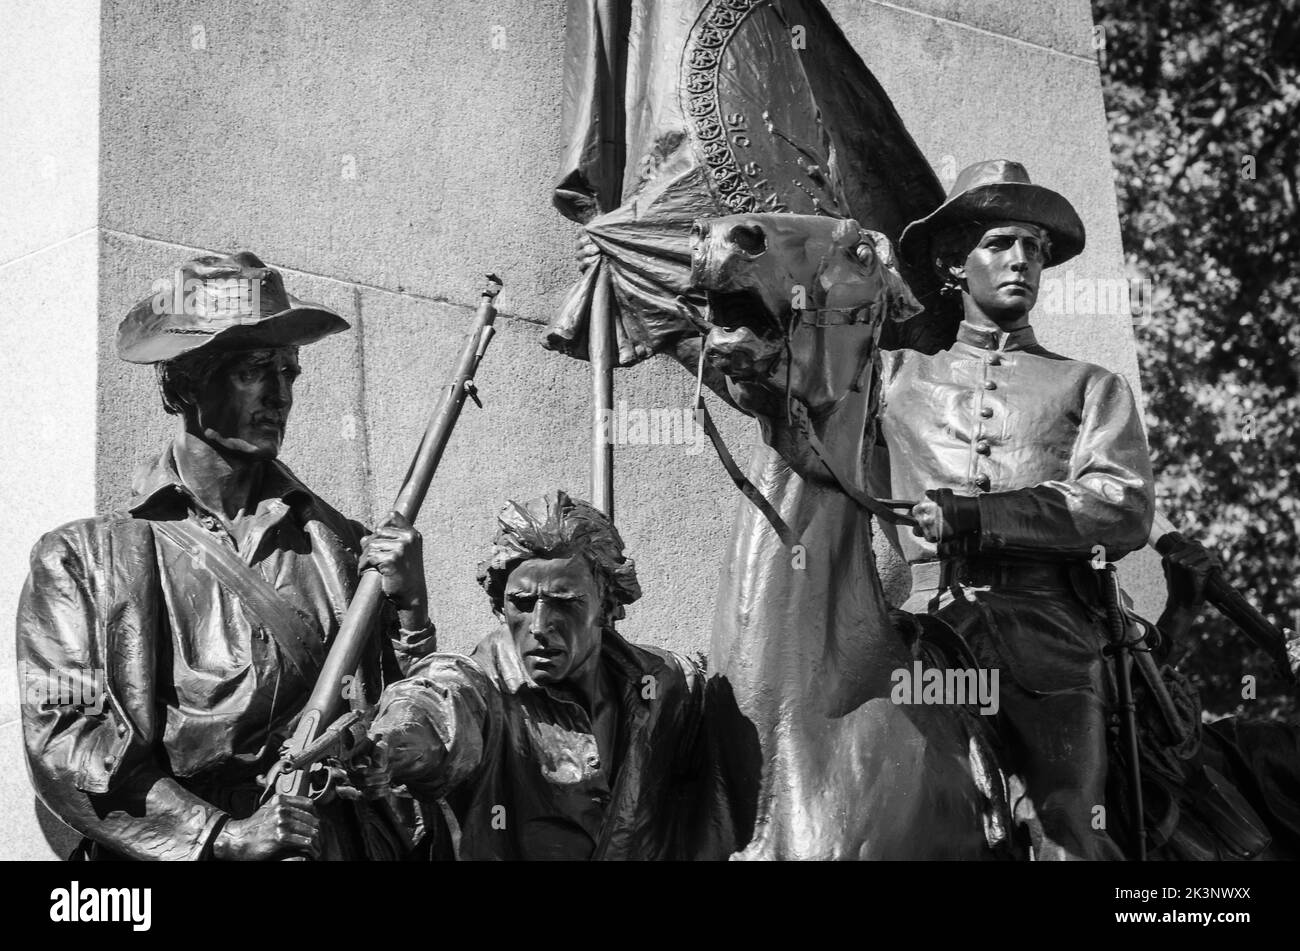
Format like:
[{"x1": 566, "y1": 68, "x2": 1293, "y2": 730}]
[
  {"x1": 687, "y1": 212, "x2": 1300, "y2": 861},
  {"x1": 689, "y1": 213, "x2": 1016, "y2": 860}
]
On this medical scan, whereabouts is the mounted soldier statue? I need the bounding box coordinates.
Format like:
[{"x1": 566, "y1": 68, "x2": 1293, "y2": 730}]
[
  {"x1": 689, "y1": 163, "x2": 1300, "y2": 860},
  {"x1": 878, "y1": 160, "x2": 1153, "y2": 860}
]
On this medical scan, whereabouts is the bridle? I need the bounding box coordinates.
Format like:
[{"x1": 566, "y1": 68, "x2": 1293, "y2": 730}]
[{"x1": 693, "y1": 300, "x2": 918, "y2": 546}]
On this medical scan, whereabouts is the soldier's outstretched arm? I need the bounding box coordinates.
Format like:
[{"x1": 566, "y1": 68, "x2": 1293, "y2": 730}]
[{"x1": 368, "y1": 654, "x2": 499, "y2": 801}]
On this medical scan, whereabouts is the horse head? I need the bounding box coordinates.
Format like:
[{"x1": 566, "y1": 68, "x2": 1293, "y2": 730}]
[{"x1": 690, "y1": 214, "x2": 921, "y2": 480}]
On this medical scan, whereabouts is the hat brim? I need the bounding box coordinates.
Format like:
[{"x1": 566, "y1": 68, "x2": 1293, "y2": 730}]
[
  {"x1": 899, "y1": 182, "x2": 1085, "y2": 272},
  {"x1": 116, "y1": 299, "x2": 350, "y2": 364}
]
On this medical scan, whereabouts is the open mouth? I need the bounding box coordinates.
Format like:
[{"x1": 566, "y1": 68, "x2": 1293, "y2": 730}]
[{"x1": 704, "y1": 288, "x2": 780, "y2": 338}]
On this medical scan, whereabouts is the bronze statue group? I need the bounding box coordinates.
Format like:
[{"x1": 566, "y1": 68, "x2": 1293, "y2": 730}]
[{"x1": 17, "y1": 161, "x2": 1300, "y2": 861}]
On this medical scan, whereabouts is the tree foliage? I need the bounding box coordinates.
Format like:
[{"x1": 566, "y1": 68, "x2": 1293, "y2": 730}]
[{"x1": 1096, "y1": 0, "x2": 1300, "y2": 718}]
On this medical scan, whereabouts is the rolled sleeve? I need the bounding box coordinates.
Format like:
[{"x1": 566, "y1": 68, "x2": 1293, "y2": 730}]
[
  {"x1": 391, "y1": 618, "x2": 439, "y2": 670},
  {"x1": 372, "y1": 654, "x2": 497, "y2": 800}
]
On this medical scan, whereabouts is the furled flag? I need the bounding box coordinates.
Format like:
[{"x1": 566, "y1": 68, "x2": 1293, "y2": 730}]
[{"x1": 548, "y1": 0, "x2": 957, "y2": 367}]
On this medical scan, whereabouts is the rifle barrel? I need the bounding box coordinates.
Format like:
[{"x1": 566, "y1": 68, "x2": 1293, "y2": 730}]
[{"x1": 273, "y1": 277, "x2": 502, "y2": 799}]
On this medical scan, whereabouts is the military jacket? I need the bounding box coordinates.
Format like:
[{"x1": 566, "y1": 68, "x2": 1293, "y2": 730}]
[{"x1": 877, "y1": 321, "x2": 1155, "y2": 565}]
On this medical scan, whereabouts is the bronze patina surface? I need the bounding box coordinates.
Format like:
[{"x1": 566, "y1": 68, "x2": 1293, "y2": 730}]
[
  {"x1": 18, "y1": 253, "x2": 434, "y2": 861},
  {"x1": 692, "y1": 214, "x2": 1015, "y2": 860},
  {"x1": 369, "y1": 491, "x2": 727, "y2": 860},
  {"x1": 876, "y1": 161, "x2": 1155, "y2": 860}
]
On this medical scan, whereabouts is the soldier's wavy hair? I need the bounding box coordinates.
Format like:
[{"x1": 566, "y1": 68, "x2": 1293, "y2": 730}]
[
  {"x1": 476, "y1": 490, "x2": 642, "y2": 625},
  {"x1": 155, "y1": 350, "x2": 235, "y2": 416}
]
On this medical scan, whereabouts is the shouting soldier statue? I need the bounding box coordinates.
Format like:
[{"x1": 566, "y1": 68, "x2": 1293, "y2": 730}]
[
  {"x1": 17, "y1": 252, "x2": 435, "y2": 860},
  {"x1": 367, "y1": 490, "x2": 722, "y2": 860},
  {"x1": 874, "y1": 160, "x2": 1157, "y2": 859}
]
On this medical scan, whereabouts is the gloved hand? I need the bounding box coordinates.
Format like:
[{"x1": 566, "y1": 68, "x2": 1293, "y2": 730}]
[
  {"x1": 1160, "y1": 536, "x2": 1219, "y2": 614},
  {"x1": 911, "y1": 488, "x2": 981, "y2": 556}
]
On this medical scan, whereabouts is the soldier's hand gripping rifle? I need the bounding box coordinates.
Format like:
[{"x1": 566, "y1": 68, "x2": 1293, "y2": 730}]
[
  {"x1": 261, "y1": 275, "x2": 503, "y2": 818},
  {"x1": 1148, "y1": 512, "x2": 1299, "y2": 686}
]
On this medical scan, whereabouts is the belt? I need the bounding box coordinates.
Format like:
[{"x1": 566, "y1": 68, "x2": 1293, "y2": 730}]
[{"x1": 912, "y1": 558, "x2": 1076, "y2": 591}]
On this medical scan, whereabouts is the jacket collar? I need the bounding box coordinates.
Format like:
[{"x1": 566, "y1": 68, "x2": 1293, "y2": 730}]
[
  {"x1": 127, "y1": 437, "x2": 313, "y2": 519},
  {"x1": 955, "y1": 321, "x2": 1039, "y2": 353}
]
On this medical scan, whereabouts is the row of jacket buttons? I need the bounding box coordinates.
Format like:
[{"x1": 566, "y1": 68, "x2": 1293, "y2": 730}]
[{"x1": 973, "y1": 356, "x2": 1002, "y2": 490}]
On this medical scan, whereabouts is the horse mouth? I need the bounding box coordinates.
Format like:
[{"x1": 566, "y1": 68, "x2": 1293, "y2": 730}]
[
  {"x1": 704, "y1": 288, "x2": 780, "y2": 338},
  {"x1": 704, "y1": 322, "x2": 785, "y2": 382}
]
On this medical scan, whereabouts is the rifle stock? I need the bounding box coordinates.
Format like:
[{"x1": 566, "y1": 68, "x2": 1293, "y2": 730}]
[{"x1": 267, "y1": 275, "x2": 503, "y2": 807}]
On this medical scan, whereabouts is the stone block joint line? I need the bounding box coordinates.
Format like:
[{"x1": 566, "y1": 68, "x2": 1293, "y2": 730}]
[{"x1": 100, "y1": 229, "x2": 541, "y2": 325}]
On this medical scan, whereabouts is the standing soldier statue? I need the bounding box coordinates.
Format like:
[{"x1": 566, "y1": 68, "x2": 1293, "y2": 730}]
[
  {"x1": 17, "y1": 252, "x2": 435, "y2": 860},
  {"x1": 873, "y1": 160, "x2": 1157, "y2": 859}
]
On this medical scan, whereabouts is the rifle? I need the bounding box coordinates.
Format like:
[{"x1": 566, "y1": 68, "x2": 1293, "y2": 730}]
[
  {"x1": 262, "y1": 275, "x2": 503, "y2": 815},
  {"x1": 1148, "y1": 512, "x2": 1297, "y2": 685}
]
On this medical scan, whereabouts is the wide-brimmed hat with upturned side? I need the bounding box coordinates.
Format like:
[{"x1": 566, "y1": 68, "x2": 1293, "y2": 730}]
[
  {"x1": 116, "y1": 251, "x2": 349, "y2": 364},
  {"x1": 899, "y1": 159, "x2": 1086, "y2": 272}
]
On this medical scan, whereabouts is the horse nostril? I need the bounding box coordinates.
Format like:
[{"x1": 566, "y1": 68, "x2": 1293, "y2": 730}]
[{"x1": 727, "y1": 224, "x2": 767, "y2": 256}]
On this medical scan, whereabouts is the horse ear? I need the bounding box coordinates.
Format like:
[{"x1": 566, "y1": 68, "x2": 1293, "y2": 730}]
[
  {"x1": 830, "y1": 218, "x2": 863, "y2": 249},
  {"x1": 815, "y1": 221, "x2": 883, "y2": 312},
  {"x1": 859, "y1": 229, "x2": 900, "y2": 270},
  {"x1": 817, "y1": 225, "x2": 925, "y2": 323},
  {"x1": 861, "y1": 230, "x2": 925, "y2": 323}
]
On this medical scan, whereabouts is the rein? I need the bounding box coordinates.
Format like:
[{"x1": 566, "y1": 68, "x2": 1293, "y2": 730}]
[
  {"x1": 786, "y1": 304, "x2": 918, "y2": 529},
  {"x1": 694, "y1": 348, "x2": 799, "y2": 547},
  {"x1": 694, "y1": 310, "x2": 919, "y2": 547},
  {"x1": 788, "y1": 399, "x2": 918, "y2": 528}
]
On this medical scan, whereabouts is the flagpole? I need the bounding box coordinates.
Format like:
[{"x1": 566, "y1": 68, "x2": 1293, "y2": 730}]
[
  {"x1": 590, "y1": 263, "x2": 615, "y2": 517},
  {"x1": 590, "y1": 0, "x2": 623, "y2": 518}
]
